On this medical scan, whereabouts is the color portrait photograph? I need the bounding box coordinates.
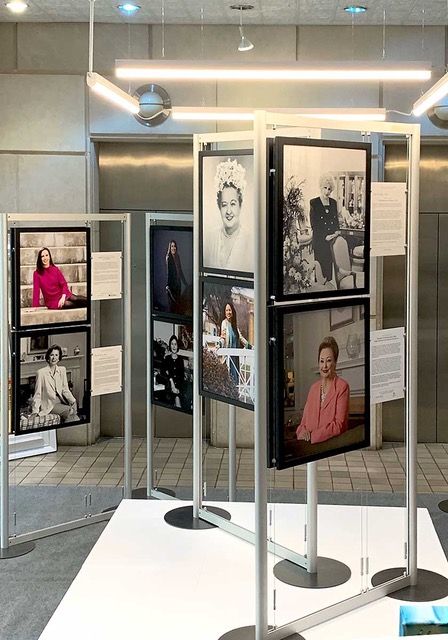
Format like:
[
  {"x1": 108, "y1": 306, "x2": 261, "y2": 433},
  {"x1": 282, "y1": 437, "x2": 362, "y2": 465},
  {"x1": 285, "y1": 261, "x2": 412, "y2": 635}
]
[
  {"x1": 151, "y1": 225, "x2": 193, "y2": 319},
  {"x1": 12, "y1": 227, "x2": 90, "y2": 330},
  {"x1": 201, "y1": 277, "x2": 255, "y2": 409},
  {"x1": 270, "y1": 300, "x2": 369, "y2": 469},
  {"x1": 200, "y1": 150, "x2": 254, "y2": 277},
  {"x1": 13, "y1": 328, "x2": 90, "y2": 435},
  {"x1": 273, "y1": 137, "x2": 370, "y2": 301}
]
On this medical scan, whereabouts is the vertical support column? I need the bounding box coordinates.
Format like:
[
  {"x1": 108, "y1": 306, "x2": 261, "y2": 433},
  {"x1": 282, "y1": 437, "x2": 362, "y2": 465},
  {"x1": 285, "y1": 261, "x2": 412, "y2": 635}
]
[
  {"x1": 254, "y1": 111, "x2": 268, "y2": 640},
  {"x1": 145, "y1": 213, "x2": 153, "y2": 497},
  {"x1": 123, "y1": 215, "x2": 132, "y2": 499},
  {"x1": 306, "y1": 461, "x2": 318, "y2": 573},
  {"x1": 0, "y1": 214, "x2": 9, "y2": 551},
  {"x1": 228, "y1": 405, "x2": 237, "y2": 502},
  {"x1": 193, "y1": 136, "x2": 202, "y2": 518},
  {"x1": 406, "y1": 127, "x2": 420, "y2": 585}
]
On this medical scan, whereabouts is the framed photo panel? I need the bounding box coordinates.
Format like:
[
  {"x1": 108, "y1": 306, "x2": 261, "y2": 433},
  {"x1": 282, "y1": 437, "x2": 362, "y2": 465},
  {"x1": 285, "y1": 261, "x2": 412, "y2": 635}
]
[
  {"x1": 11, "y1": 227, "x2": 91, "y2": 331},
  {"x1": 269, "y1": 299, "x2": 369, "y2": 469},
  {"x1": 13, "y1": 327, "x2": 91, "y2": 435},
  {"x1": 271, "y1": 137, "x2": 371, "y2": 301},
  {"x1": 151, "y1": 225, "x2": 193, "y2": 320},
  {"x1": 200, "y1": 149, "x2": 254, "y2": 277},
  {"x1": 152, "y1": 320, "x2": 193, "y2": 414},
  {"x1": 201, "y1": 276, "x2": 255, "y2": 410}
]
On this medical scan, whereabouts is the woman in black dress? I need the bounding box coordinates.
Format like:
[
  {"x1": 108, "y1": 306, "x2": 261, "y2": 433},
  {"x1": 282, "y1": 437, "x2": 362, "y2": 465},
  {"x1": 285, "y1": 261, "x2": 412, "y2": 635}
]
[
  {"x1": 164, "y1": 335, "x2": 184, "y2": 409},
  {"x1": 309, "y1": 174, "x2": 341, "y2": 283},
  {"x1": 166, "y1": 240, "x2": 187, "y2": 313}
]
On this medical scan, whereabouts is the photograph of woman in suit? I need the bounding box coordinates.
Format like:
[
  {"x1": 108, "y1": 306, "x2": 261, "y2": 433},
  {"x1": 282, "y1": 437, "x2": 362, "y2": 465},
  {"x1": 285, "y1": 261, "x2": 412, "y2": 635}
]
[
  {"x1": 33, "y1": 247, "x2": 87, "y2": 310},
  {"x1": 30, "y1": 345, "x2": 79, "y2": 423},
  {"x1": 165, "y1": 240, "x2": 187, "y2": 313},
  {"x1": 309, "y1": 174, "x2": 341, "y2": 284},
  {"x1": 296, "y1": 336, "x2": 349, "y2": 445},
  {"x1": 164, "y1": 334, "x2": 185, "y2": 410}
]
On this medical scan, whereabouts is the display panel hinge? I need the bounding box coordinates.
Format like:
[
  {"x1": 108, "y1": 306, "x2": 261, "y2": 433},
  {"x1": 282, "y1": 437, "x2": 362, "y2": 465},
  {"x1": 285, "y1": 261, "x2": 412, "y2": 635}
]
[
  {"x1": 273, "y1": 589, "x2": 277, "y2": 611},
  {"x1": 203, "y1": 481, "x2": 207, "y2": 498},
  {"x1": 304, "y1": 524, "x2": 307, "y2": 543},
  {"x1": 269, "y1": 508, "x2": 273, "y2": 528},
  {"x1": 360, "y1": 557, "x2": 364, "y2": 576},
  {"x1": 365, "y1": 556, "x2": 370, "y2": 576},
  {"x1": 404, "y1": 542, "x2": 408, "y2": 560}
]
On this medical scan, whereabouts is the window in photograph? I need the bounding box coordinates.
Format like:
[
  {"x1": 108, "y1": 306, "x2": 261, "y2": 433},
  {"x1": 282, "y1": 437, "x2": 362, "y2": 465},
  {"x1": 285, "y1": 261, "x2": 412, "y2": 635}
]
[
  {"x1": 271, "y1": 137, "x2": 371, "y2": 301},
  {"x1": 269, "y1": 299, "x2": 369, "y2": 469},
  {"x1": 11, "y1": 227, "x2": 91, "y2": 330},
  {"x1": 200, "y1": 150, "x2": 254, "y2": 277},
  {"x1": 201, "y1": 277, "x2": 255, "y2": 409}
]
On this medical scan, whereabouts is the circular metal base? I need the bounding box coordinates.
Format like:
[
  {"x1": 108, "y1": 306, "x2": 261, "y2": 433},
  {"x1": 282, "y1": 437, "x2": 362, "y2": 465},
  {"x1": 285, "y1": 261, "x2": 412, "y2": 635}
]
[
  {"x1": 371, "y1": 567, "x2": 448, "y2": 601},
  {"x1": 0, "y1": 541, "x2": 35, "y2": 559},
  {"x1": 438, "y1": 499, "x2": 448, "y2": 513},
  {"x1": 132, "y1": 487, "x2": 176, "y2": 499},
  {"x1": 218, "y1": 626, "x2": 300, "y2": 640},
  {"x1": 274, "y1": 556, "x2": 351, "y2": 589},
  {"x1": 164, "y1": 505, "x2": 231, "y2": 530}
]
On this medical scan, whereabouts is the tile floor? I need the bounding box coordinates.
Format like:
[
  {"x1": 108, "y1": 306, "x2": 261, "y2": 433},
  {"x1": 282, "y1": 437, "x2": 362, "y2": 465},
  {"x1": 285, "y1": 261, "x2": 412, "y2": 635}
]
[{"x1": 7, "y1": 438, "x2": 448, "y2": 494}]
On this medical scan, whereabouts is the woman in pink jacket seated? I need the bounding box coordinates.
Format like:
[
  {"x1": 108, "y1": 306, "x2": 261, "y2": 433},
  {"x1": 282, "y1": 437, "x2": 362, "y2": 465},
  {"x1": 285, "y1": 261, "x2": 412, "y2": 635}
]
[
  {"x1": 296, "y1": 336, "x2": 349, "y2": 445},
  {"x1": 32, "y1": 247, "x2": 87, "y2": 310}
]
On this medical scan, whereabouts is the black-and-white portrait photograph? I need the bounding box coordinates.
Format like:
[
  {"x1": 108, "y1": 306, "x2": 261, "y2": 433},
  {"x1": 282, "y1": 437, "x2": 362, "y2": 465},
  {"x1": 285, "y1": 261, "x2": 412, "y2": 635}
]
[
  {"x1": 12, "y1": 227, "x2": 90, "y2": 330},
  {"x1": 201, "y1": 277, "x2": 255, "y2": 409},
  {"x1": 270, "y1": 300, "x2": 369, "y2": 469},
  {"x1": 272, "y1": 137, "x2": 371, "y2": 301},
  {"x1": 152, "y1": 320, "x2": 193, "y2": 414},
  {"x1": 200, "y1": 150, "x2": 254, "y2": 276},
  {"x1": 151, "y1": 225, "x2": 193, "y2": 319},
  {"x1": 13, "y1": 328, "x2": 91, "y2": 435}
]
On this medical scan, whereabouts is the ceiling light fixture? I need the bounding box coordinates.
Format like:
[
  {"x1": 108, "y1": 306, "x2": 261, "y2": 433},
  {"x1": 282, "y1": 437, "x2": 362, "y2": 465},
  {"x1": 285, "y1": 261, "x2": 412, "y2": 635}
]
[
  {"x1": 87, "y1": 0, "x2": 140, "y2": 115},
  {"x1": 412, "y1": 72, "x2": 448, "y2": 116},
  {"x1": 5, "y1": 0, "x2": 28, "y2": 13},
  {"x1": 344, "y1": 5, "x2": 367, "y2": 14},
  {"x1": 118, "y1": 3, "x2": 141, "y2": 15},
  {"x1": 116, "y1": 60, "x2": 431, "y2": 82},
  {"x1": 171, "y1": 107, "x2": 387, "y2": 122},
  {"x1": 231, "y1": 4, "x2": 254, "y2": 52}
]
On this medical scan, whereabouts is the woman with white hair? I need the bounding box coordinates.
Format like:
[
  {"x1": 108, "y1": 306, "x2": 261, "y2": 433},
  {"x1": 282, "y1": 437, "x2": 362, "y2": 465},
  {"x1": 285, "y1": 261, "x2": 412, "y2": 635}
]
[{"x1": 309, "y1": 173, "x2": 341, "y2": 283}]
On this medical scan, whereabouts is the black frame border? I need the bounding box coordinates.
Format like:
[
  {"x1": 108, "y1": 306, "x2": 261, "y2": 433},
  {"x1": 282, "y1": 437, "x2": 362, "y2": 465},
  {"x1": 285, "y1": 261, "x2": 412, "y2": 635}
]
[
  {"x1": 199, "y1": 148, "x2": 255, "y2": 279},
  {"x1": 269, "y1": 297, "x2": 370, "y2": 470},
  {"x1": 150, "y1": 223, "x2": 194, "y2": 324},
  {"x1": 12, "y1": 325, "x2": 92, "y2": 435},
  {"x1": 200, "y1": 274, "x2": 255, "y2": 411},
  {"x1": 271, "y1": 136, "x2": 371, "y2": 303},
  {"x1": 11, "y1": 226, "x2": 91, "y2": 332}
]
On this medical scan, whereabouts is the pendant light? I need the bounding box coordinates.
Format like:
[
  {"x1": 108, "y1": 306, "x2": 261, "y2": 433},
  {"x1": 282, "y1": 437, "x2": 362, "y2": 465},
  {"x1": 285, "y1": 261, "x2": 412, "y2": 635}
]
[{"x1": 232, "y1": 4, "x2": 254, "y2": 52}]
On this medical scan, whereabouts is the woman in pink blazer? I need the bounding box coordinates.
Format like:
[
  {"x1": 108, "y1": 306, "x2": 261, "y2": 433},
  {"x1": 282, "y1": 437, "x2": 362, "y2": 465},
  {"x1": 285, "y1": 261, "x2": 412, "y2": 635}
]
[{"x1": 296, "y1": 336, "x2": 349, "y2": 445}]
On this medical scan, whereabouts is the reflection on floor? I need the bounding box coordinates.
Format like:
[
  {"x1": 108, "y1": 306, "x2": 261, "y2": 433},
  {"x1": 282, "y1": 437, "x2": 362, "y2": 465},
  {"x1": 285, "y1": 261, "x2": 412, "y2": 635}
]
[{"x1": 8, "y1": 438, "x2": 448, "y2": 493}]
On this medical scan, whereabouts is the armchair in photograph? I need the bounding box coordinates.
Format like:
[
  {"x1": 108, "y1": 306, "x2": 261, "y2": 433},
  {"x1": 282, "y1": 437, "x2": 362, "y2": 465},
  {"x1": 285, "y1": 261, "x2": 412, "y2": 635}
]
[{"x1": 330, "y1": 236, "x2": 364, "y2": 290}]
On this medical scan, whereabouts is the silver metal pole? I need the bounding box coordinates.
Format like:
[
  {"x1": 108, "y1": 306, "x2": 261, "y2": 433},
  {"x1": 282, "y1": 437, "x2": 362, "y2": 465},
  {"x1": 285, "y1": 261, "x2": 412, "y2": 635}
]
[
  {"x1": 254, "y1": 111, "x2": 268, "y2": 640},
  {"x1": 193, "y1": 136, "x2": 202, "y2": 518},
  {"x1": 0, "y1": 215, "x2": 9, "y2": 550},
  {"x1": 123, "y1": 215, "x2": 132, "y2": 499},
  {"x1": 228, "y1": 404, "x2": 237, "y2": 502},
  {"x1": 145, "y1": 213, "x2": 153, "y2": 497},
  {"x1": 406, "y1": 127, "x2": 420, "y2": 585},
  {"x1": 306, "y1": 461, "x2": 318, "y2": 573},
  {"x1": 88, "y1": 0, "x2": 95, "y2": 74}
]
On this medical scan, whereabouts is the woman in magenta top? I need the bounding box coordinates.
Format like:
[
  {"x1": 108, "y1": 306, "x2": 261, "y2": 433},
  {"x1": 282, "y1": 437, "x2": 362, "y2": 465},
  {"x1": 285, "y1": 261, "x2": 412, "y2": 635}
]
[
  {"x1": 32, "y1": 247, "x2": 87, "y2": 310},
  {"x1": 296, "y1": 336, "x2": 349, "y2": 445}
]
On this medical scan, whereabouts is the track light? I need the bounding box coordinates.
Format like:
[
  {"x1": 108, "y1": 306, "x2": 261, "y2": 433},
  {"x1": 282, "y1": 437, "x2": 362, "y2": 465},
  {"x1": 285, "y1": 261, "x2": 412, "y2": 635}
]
[{"x1": 412, "y1": 72, "x2": 448, "y2": 117}]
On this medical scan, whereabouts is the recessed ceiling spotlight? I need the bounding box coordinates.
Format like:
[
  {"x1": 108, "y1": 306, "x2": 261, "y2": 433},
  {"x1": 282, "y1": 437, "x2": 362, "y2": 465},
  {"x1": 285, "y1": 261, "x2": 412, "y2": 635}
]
[
  {"x1": 5, "y1": 0, "x2": 29, "y2": 13},
  {"x1": 344, "y1": 5, "x2": 367, "y2": 14},
  {"x1": 117, "y1": 3, "x2": 141, "y2": 15}
]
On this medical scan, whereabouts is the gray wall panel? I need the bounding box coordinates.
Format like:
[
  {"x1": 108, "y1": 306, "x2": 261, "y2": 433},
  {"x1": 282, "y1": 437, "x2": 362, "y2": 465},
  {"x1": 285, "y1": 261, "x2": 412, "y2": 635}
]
[
  {"x1": 0, "y1": 155, "x2": 18, "y2": 212},
  {"x1": 17, "y1": 23, "x2": 149, "y2": 73},
  {"x1": 0, "y1": 24, "x2": 16, "y2": 71},
  {"x1": 17, "y1": 155, "x2": 87, "y2": 212},
  {"x1": 0, "y1": 75, "x2": 86, "y2": 152},
  {"x1": 437, "y1": 215, "x2": 448, "y2": 441},
  {"x1": 298, "y1": 26, "x2": 383, "y2": 60}
]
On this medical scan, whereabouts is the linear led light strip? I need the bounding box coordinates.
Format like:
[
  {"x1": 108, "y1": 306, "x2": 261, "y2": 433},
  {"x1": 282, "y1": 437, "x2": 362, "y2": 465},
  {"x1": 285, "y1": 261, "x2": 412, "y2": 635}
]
[
  {"x1": 87, "y1": 72, "x2": 140, "y2": 114},
  {"x1": 412, "y1": 72, "x2": 448, "y2": 116},
  {"x1": 116, "y1": 60, "x2": 431, "y2": 82},
  {"x1": 171, "y1": 107, "x2": 387, "y2": 122}
]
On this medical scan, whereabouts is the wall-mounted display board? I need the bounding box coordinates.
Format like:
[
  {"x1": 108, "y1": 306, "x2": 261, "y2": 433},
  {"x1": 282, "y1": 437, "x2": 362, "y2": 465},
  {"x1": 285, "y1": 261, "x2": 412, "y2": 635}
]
[
  {"x1": 151, "y1": 225, "x2": 193, "y2": 320},
  {"x1": 11, "y1": 227, "x2": 91, "y2": 331},
  {"x1": 12, "y1": 326, "x2": 91, "y2": 435},
  {"x1": 269, "y1": 298, "x2": 369, "y2": 469},
  {"x1": 152, "y1": 319, "x2": 193, "y2": 414},
  {"x1": 200, "y1": 149, "x2": 254, "y2": 277},
  {"x1": 270, "y1": 137, "x2": 371, "y2": 301},
  {"x1": 201, "y1": 276, "x2": 254, "y2": 410}
]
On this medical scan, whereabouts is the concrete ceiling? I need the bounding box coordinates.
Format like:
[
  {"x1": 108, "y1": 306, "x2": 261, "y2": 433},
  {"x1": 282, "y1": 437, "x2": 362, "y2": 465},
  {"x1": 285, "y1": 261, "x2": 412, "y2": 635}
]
[{"x1": 1, "y1": 0, "x2": 448, "y2": 26}]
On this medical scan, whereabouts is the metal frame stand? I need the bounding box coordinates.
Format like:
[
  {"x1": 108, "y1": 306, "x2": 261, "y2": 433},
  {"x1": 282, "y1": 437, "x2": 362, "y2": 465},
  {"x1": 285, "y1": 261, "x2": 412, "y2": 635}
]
[{"x1": 0, "y1": 213, "x2": 132, "y2": 549}]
